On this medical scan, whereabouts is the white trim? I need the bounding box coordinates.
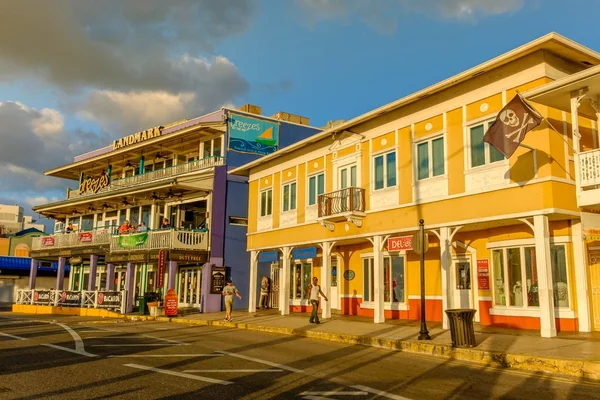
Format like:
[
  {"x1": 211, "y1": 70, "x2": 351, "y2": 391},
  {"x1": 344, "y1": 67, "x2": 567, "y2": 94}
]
[
  {"x1": 479, "y1": 296, "x2": 492, "y2": 301},
  {"x1": 413, "y1": 134, "x2": 446, "y2": 181},
  {"x1": 359, "y1": 301, "x2": 409, "y2": 311},
  {"x1": 340, "y1": 294, "x2": 364, "y2": 298},
  {"x1": 407, "y1": 295, "x2": 443, "y2": 300},
  {"x1": 412, "y1": 129, "x2": 445, "y2": 143},
  {"x1": 486, "y1": 236, "x2": 571, "y2": 249},
  {"x1": 371, "y1": 149, "x2": 398, "y2": 192},
  {"x1": 489, "y1": 307, "x2": 576, "y2": 319},
  {"x1": 281, "y1": 180, "x2": 297, "y2": 213}
]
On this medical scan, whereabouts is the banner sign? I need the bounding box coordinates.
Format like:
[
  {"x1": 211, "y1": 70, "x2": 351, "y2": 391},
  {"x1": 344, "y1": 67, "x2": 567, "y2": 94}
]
[
  {"x1": 477, "y1": 259, "x2": 490, "y2": 290},
  {"x1": 387, "y1": 236, "x2": 413, "y2": 251},
  {"x1": 210, "y1": 266, "x2": 226, "y2": 294},
  {"x1": 58, "y1": 290, "x2": 81, "y2": 307},
  {"x1": 228, "y1": 113, "x2": 280, "y2": 156},
  {"x1": 33, "y1": 290, "x2": 51, "y2": 305},
  {"x1": 118, "y1": 233, "x2": 148, "y2": 248},
  {"x1": 42, "y1": 237, "x2": 55, "y2": 247},
  {"x1": 291, "y1": 247, "x2": 317, "y2": 260},
  {"x1": 157, "y1": 250, "x2": 166, "y2": 288},
  {"x1": 78, "y1": 232, "x2": 93, "y2": 243},
  {"x1": 97, "y1": 291, "x2": 123, "y2": 309}
]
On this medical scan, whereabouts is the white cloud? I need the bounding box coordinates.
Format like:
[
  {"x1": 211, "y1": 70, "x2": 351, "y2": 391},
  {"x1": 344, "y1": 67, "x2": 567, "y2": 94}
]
[{"x1": 24, "y1": 195, "x2": 61, "y2": 208}]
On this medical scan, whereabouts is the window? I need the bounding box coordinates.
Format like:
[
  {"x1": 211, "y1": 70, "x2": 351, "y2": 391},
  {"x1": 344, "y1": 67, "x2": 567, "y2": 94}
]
[
  {"x1": 551, "y1": 245, "x2": 569, "y2": 307},
  {"x1": 260, "y1": 189, "x2": 273, "y2": 217},
  {"x1": 290, "y1": 263, "x2": 311, "y2": 300},
  {"x1": 469, "y1": 121, "x2": 505, "y2": 168},
  {"x1": 492, "y1": 246, "x2": 538, "y2": 308},
  {"x1": 282, "y1": 182, "x2": 297, "y2": 212},
  {"x1": 363, "y1": 255, "x2": 405, "y2": 303},
  {"x1": 417, "y1": 137, "x2": 445, "y2": 180},
  {"x1": 308, "y1": 173, "x2": 325, "y2": 206},
  {"x1": 373, "y1": 152, "x2": 397, "y2": 190}
]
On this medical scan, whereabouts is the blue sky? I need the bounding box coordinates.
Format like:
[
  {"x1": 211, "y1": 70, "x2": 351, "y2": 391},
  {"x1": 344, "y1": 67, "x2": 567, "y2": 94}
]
[{"x1": 0, "y1": 0, "x2": 598, "y2": 232}]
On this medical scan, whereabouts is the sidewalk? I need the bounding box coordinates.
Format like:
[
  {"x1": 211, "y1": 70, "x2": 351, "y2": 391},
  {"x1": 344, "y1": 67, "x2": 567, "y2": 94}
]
[{"x1": 124, "y1": 309, "x2": 600, "y2": 382}]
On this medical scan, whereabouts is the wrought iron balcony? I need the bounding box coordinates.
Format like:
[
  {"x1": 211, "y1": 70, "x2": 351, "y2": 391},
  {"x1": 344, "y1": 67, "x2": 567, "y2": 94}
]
[
  {"x1": 317, "y1": 187, "x2": 366, "y2": 230},
  {"x1": 576, "y1": 149, "x2": 600, "y2": 208}
]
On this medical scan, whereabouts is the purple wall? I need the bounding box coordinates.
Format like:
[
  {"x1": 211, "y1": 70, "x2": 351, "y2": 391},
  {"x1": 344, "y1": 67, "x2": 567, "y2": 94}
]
[{"x1": 210, "y1": 165, "x2": 227, "y2": 265}]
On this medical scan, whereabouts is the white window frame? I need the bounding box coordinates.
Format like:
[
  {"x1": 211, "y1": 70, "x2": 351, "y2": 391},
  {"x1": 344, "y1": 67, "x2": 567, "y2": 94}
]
[
  {"x1": 466, "y1": 118, "x2": 507, "y2": 170},
  {"x1": 307, "y1": 172, "x2": 325, "y2": 207},
  {"x1": 361, "y1": 253, "x2": 406, "y2": 305},
  {"x1": 415, "y1": 134, "x2": 446, "y2": 181},
  {"x1": 281, "y1": 181, "x2": 297, "y2": 213},
  {"x1": 290, "y1": 260, "x2": 312, "y2": 304},
  {"x1": 371, "y1": 150, "x2": 397, "y2": 191},
  {"x1": 491, "y1": 245, "x2": 538, "y2": 309},
  {"x1": 259, "y1": 188, "x2": 273, "y2": 218}
]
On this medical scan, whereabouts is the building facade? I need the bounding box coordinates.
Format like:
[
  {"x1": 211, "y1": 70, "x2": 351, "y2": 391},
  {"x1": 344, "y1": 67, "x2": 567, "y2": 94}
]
[
  {"x1": 0, "y1": 204, "x2": 45, "y2": 235},
  {"x1": 30, "y1": 105, "x2": 320, "y2": 313},
  {"x1": 231, "y1": 33, "x2": 600, "y2": 338}
]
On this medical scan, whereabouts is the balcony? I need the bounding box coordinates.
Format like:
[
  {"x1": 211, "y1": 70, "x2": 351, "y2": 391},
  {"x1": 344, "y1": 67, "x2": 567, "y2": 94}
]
[
  {"x1": 317, "y1": 187, "x2": 366, "y2": 231},
  {"x1": 32, "y1": 229, "x2": 110, "y2": 251},
  {"x1": 67, "y1": 156, "x2": 224, "y2": 200},
  {"x1": 576, "y1": 149, "x2": 600, "y2": 208}
]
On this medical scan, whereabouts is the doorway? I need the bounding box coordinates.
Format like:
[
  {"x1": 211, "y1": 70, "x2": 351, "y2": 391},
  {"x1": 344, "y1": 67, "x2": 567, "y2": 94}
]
[
  {"x1": 589, "y1": 250, "x2": 600, "y2": 331},
  {"x1": 453, "y1": 257, "x2": 473, "y2": 309},
  {"x1": 330, "y1": 258, "x2": 340, "y2": 310},
  {"x1": 178, "y1": 267, "x2": 202, "y2": 307},
  {"x1": 270, "y1": 262, "x2": 280, "y2": 309}
]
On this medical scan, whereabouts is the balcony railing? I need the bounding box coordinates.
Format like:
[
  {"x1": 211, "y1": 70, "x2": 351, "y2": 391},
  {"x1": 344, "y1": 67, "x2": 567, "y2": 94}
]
[
  {"x1": 32, "y1": 229, "x2": 111, "y2": 250},
  {"x1": 67, "y1": 156, "x2": 224, "y2": 200},
  {"x1": 579, "y1": 149, "x2": 600, "y2": 189},
  {"x1": 318, "y1": 187, "x2": 366, "y2": 218}
]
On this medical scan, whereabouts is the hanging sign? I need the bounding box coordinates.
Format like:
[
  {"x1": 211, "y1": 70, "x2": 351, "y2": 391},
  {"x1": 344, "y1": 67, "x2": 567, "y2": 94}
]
[
  {"x1": 41, "y1": 237, "x2": 55, "y2": 247},
  {"x1": 78, "y1": 173, "x2": 110, "y2": 195},
  {"x1": 112, "y1": 126, "x2": 162, "y2": 150},
  {"x1": 584, "y1": 228, "x2": 600, "y2": 241},
  {"x1": 118, "y1": 232, "x2": 148, "y2": 248},
  {"x1": 228, "y1": 113, "x2": 280, "y2": 155},
  {"x1": 477, "y1": 259, "x2": 490, "y2": 290},
  {"x1": 411, "y1": 232, "x2": 429, "y2": 255},
  {"x1": 387, "y1": 236, "x2": 413, "y2": 251},
  {"x1": 164, "y1": 289, "x2": 178, "y2": 316},
  {"x1": 78, "y1": 232, "x2": 93, "y2": 243},
  {"x1": 156, "y1": 250, "x2": 166, "y2": 288}
]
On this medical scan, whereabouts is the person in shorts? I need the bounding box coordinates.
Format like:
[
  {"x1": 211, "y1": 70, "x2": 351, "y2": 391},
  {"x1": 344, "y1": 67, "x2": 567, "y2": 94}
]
[
  {"x1": 222, "y1": 279, "x2": 242, "y2": 321},
  {"x1": 307, "y1": 276, "x2": 327, "y2": 324}
]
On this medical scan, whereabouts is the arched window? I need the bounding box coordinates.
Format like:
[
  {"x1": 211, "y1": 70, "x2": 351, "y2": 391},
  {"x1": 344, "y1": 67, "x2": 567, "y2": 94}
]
[{"x1": 14, "y1": 243, "x2": 30, "y2": 257}]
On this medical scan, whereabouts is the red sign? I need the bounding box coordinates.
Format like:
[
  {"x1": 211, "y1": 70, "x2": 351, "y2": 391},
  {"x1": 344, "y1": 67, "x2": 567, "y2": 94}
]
[
  {"x1": 156, "y1": 250, "x2": 166, "y2": 288},
  {"x1": 78, "y1": 232, "x2": 93, "y2": 243},
  {"x1": 477, "y1": 259, "x2": 490, "y2": 290},
  {"x1": 165, "y1": 289, "x2": 178, "y2": 317},
  {"x1": 41, "y1": 236, "x2": 55, "y2": 247},
  {"x1": 387, "y1": 236, "x2": 413, "y2": 251}
]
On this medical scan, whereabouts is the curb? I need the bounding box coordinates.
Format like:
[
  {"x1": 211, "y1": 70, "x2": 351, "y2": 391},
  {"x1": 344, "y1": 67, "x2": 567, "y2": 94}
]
[{"x1": 120, "y1": 314, "x2": 600, "y2": 382}]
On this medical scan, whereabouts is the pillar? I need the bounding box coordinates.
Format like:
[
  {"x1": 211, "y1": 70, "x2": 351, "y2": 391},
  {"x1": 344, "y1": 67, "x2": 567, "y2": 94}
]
[
  {"x1": 534, "y1": 215, "x2": 557, "y2": 338},
  {"x1": 56, "y1": 257, "x2": 66, "y2": 290},
  {"x1": 29, "y1": 259, "x2": 39, "y2": 289},
  {"x1": 106, "y1": 263, "x2": 115, "y2": 291},
  {"x1": 167, "y1": 261, "x2": 177, "y2": 290},
  {"x1": 572, "y1": 220, "x2": 591, "y2": 332},
  {"x1": 249, "y1": 250, "x2": 258, "y2": 313},
  {"x1": 440, "y1": 227, "x2": 451, "y2": 329},
  {"x1": 125, "y1": 262, "x2": 136, "y2": 313},
  {"x1": 321, "y1": 242, "x2": 334, "y2": 320},
  {"x1": 372, "y1": 235, "x2": 384, "y2": 324},
  {"x1": 280, "y1": 246, "x2": 291, "y2": 316},
  {"x1": 88, "y1": 255, "x2": 98, "y2": 291}
]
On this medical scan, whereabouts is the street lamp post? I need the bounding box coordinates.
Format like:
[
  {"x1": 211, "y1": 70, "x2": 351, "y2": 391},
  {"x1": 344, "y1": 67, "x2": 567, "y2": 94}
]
[{"x1": 418, "y1": 219, "x2": 431, "y2": 340}]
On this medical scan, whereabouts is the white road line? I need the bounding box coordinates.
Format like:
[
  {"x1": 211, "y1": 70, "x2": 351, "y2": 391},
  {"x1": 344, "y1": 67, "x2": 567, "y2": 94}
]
[
  {"x1": 351, "y1": 385, "x2": 413, "y2": 400},
  {"x1": 183, "y1": 369, "x2": 284, "y2": 373},
  {"x1": 303, "y1": 397, "x2": 332, "y2": 400},
  {"x1": 0, "y1": 332, "x2": 28, "y2": 340},
  {"x1": 216, "y1": 350, "x2": 304, "y2": 373},
  {"x1": 123, "y1": 363, "x2": 233, "y2": 385},
  {"x1": 33, "y1": 320, "x2": 97, "y2": 358},
  {"x1": 92, "y1": 344, "x2": 183, "y2": 347},
  {"x1": 42, "y1": 343, "x2": 97, "y2": 358},
  {"x1": 109, "y1": 354, "x2": 223, "y2": 358},
  {"x1": 141, "y1": 334, "x2": 189, "y2": 345},
  {"x1": 78, "y1": 330, "x2": 105, "y2": 333},
  {"x1": 80, "y1": 326, "x2": 122, "y2": 332},
  {"x1": 300, "y1": 392, "x2": 367, "y2": 396}
]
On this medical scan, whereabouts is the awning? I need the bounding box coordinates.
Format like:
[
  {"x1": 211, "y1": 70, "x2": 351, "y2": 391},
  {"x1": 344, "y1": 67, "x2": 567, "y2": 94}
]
[{"x1": 0, "y1": 256, "x2": 70, "y2": 272}]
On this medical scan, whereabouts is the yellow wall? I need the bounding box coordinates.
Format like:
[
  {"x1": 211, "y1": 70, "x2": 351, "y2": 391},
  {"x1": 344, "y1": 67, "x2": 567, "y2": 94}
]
[{"x1": 0, "y1": 238, "x2": 9, "y2": 256}]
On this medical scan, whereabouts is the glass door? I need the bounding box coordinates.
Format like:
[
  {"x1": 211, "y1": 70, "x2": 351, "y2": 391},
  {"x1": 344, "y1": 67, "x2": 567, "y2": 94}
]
[
  {"x1": 338, "y1": 164, "x2": 357, "y2": 212},
  {"x1": 178, "y1": 267, "x2": 202, "y2": 307}
]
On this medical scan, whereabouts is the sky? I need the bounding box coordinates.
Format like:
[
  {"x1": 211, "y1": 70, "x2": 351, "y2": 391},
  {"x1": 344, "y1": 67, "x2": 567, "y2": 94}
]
[{"x1": 1, "y1": 0, "x2": 599, "y2": 232}]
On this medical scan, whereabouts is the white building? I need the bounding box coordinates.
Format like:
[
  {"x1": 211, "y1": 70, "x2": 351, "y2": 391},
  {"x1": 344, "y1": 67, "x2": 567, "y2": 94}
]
[{"x1": 0, "y1": 204, "x2": 45, "y2": 235}]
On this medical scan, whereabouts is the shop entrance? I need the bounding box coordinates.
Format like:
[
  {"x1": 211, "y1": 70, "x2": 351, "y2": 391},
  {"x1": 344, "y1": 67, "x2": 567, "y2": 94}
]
[
  {"x1": 178, "y1": 266, "x2": 202, "y2": 307},
  {"x1": 270, "y1": 262, "x2": 280, "y2": 309},
  {"x1": 589, "y1": 250, "x2": 600, "y2": 331},
  {"x1": 453, "y1": 257, "x2": 473, "y2": 309},
  {"x1": 330, "y1": 258, "x2": 339, "y2": 310}
]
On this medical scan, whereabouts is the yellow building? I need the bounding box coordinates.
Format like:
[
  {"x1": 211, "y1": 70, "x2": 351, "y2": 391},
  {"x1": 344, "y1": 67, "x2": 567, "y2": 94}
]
[{"x1": 230, "y1": 32, "x2": 600, "y2": 338}]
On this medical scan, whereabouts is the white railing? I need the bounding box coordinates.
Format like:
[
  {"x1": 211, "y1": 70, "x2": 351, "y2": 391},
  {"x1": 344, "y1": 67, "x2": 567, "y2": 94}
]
[
  {"x1": 67, "y1": 156, "x2": 224, "y2": 200},
  {"x1": 578, "y1": 149, "x2": 600, "y2": 189},
  {"x1": 15, "y1": 289, "x2": 126, "y2": 314},
  {"x1": 109, "y1": 229, "x2": 209, "y2": 252},
  {"x1": 32, "y1": 229, "x2": 112, "y2": 251}
]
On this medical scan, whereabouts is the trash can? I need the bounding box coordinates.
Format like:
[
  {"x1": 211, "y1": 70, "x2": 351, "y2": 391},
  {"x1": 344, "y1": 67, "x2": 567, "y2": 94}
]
[
  {"x1": 137, "y1": 296, "x2": 146, "y2": 315},
  {"x1": 445, "y1": 309, "x2": 477, "y2": 348}
]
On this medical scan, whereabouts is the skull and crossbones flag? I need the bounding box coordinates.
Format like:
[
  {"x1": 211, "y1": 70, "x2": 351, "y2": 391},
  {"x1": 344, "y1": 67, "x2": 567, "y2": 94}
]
[{"x1": 483, "y1": 93, "x2": 543, "y2": 158}]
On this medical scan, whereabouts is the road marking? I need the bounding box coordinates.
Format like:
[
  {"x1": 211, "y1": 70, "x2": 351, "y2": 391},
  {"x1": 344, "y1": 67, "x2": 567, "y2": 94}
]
[
  {"x1": 302, "y1": 396, "x2": 330, "y2": 400},
  {"x1": 0, "y1": 332, "x2": 28, "y2": 340},
  {"x1": 141, "y1": 334, "x2": 189, "y2": 345},
  {"x1": 78, "y1": 330, "x2": 105, "y2": 333},
  {"x1": 216, "y1": 350, "x2": 304, "y2": 373},
  {"x1": 33, "y1": 320, "x2": 97, "y2": 358},
  {"x1": 42, "y1": 343, "x2": 97, "y2": 357},
  {"x1": 183, "y1": 369, "x2": 284, "y2": 373},
  {"x1": 92, "y1": 344, "x2": 183, "y2": 347},
  {"x1": 300, "y1": 392, "x2": 367, "y2": 396},
  {"x1": 351, "y1": 385, "x2": 412, "y2": 400},
  {"x1": 108, "y1": 354, "x2": 224, "y2": 358},
  {"x1": 123, "y1": 363, "x2": 233, "y2": 385}
]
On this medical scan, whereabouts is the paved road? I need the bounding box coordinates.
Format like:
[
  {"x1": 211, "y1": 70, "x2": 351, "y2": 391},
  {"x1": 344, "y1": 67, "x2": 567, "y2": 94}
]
[{"x1": 0, "y1": 314, "x2": 599, "y2": 400}]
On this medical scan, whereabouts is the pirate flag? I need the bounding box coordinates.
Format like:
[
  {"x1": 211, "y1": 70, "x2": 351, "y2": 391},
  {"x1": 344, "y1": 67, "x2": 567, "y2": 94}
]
[{"x1": 483, "y1": 93, "x2": 543, "y2": 158}]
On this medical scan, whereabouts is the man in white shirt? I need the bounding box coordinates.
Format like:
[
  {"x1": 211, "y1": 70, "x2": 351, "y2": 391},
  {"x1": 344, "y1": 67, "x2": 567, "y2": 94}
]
[{"x1": 307, "y1": 276, "x2": 327, "y2": 324}]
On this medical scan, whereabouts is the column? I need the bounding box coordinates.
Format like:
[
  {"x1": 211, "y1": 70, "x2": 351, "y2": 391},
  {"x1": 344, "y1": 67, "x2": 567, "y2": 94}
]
[
  {"x1": 167, "y1": 261, "x2": 177, "y2": 290},
  {"x1": 106, "y1": 263, "x2": 115, "y2": 290},
  {"x1": 440, "y1": 227, "x2": 451, "y2": 329},
  {"x1": 88, "y1": 255, "x2": 99, "y2": 291},
  {"x1": 280, "y1": 246, "x2": 291, "y2": 316},
  {"x1": 321, "y1": 242, "x2": 333, "y2": 320},
  {"x1": 534, "y1": 215, "x2": 557, "y2": 338},
  {"x1": 125, "y1": 262, "x2": 136, "y2": 313},
  {"x1": 29, "y1": 259, "x2": 39, "y2": 289},
  {"x1": 372, "y1": 235, "x2": 384, "y2": 324},
  {"x1": 55, "y1": 257, "x2": 66, "y2": 290},
  {"x1": 248, "y1": 250, "x2": 258, "y2": 313},
  {"x1": 572, "y1": 220, "x2": 591, "y2": 332}
]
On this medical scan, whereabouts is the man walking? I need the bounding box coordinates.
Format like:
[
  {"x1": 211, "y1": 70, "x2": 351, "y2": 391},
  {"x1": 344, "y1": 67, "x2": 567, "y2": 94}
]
[
  {"x1": 222, "y1": 279, "x2": 242, "y2": 322},
  {"x1": 307, "y1": 276, "x2": 327, "y2": 324}
]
